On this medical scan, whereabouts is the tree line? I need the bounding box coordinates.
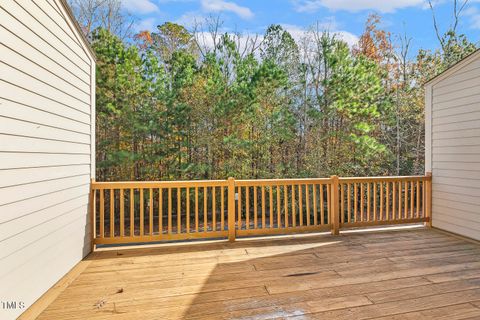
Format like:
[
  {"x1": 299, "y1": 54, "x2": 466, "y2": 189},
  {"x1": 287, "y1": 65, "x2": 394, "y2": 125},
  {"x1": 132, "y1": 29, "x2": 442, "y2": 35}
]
[{"x1": 70, "y1": 0, "x2": 477, "y2": 181}]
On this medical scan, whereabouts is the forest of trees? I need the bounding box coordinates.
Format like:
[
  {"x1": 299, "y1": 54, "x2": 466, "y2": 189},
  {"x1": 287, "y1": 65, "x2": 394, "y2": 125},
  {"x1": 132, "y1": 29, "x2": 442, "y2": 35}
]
[{"x1": 69, "y1": 0, "x2": 478, "y2": 181}]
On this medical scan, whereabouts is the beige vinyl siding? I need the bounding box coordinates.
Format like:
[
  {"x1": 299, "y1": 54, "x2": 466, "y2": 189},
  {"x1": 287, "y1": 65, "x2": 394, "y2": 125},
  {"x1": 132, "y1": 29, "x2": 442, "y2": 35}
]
[
  {"x1": 0, "y1": 153, "x2": 91, "y2": 170},
  {"x1": 0, "y1": 1, "x2": 94, "y2": 319},
  {"x1": 427, "y1": 52, "x2": 480, "y2": 241},
  {"x1": 0, "y1": 26, "x2": 90, "y2": 91}
]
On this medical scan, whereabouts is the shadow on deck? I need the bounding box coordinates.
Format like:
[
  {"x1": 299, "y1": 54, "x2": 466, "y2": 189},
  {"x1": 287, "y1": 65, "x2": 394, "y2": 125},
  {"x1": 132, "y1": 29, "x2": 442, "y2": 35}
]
[{"x1": 31, "y1": 226, "x2": 480, "y2": 319}]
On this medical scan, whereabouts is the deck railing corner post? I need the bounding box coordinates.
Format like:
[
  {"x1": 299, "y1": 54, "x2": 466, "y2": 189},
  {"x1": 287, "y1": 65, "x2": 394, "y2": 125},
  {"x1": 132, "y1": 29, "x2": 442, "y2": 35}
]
[
  {"x1": 330, "y1": 175, "x2": 340, "y2": 235},
  {"x1": 89, "y1": 178, "x2": 96, "y2": 252},
  {"x1": 227, "y1": 177, "x2": 236, "y2": 242},
  {"x1": 426, "y1": 172, "x2": 433, "y2": 228}
]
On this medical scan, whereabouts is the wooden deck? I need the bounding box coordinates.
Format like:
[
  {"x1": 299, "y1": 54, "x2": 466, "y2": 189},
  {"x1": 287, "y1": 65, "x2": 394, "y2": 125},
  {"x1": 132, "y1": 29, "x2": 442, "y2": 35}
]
[{"x1": 29, "y1": 226, "x2": 480, "y2": 319}]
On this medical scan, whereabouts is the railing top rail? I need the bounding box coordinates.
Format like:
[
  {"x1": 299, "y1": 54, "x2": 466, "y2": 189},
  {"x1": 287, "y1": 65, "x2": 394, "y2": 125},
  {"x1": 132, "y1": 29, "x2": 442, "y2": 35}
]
[
  {"x1": 91, "y1": 175, "x2": 431, "y2": 189},
  {"x1": 235, "y1": 177, "x2": 333, "y2": 187},
  {"x1": 91, "y1": 180, "x2": 229, "y2": 189},
  {"x1": 339, "y1": 175, "x2": 430, "y2": 183}
]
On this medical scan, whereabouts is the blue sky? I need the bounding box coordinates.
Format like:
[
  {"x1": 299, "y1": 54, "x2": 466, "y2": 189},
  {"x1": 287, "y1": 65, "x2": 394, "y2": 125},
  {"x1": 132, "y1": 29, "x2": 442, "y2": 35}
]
[{"x1": 123, "y1": 0, "x2": 480, "y2": 54}]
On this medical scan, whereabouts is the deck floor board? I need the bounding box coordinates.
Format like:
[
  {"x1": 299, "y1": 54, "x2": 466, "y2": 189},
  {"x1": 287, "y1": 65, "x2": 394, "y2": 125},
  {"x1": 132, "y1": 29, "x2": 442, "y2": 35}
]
[{"x1": 33, "y1": 227, "x2": 480, "y2": 320}]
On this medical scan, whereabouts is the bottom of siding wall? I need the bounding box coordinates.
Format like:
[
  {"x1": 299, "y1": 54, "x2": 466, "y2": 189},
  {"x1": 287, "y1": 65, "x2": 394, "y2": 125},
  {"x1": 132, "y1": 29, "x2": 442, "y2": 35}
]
[
  {"x1": 433, "y1": 216, "x2": 480, "y2": 241},
  {"x1": 0, "y1": 213, "x2": 90, "y2": 320}
]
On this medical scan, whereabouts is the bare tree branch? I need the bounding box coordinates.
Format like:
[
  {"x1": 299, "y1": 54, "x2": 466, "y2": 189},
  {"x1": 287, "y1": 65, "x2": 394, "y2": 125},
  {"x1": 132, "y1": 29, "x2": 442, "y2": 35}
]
[
  {"x1": 428, "y1": 0, "x2": 445, "y2": 50},
  {"x1": 68, "y1": 0, "x2": 135, "y2": 40}
]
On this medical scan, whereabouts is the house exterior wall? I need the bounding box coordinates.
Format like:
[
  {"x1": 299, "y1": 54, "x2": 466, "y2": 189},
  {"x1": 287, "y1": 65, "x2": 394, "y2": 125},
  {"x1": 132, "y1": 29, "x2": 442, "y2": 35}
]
[
  {"x1": 426, "y1": 52, "x2": 480, "y2": 241},
  {"x1": 0, "y1": 0, "x2": 95, "y2": 318}
]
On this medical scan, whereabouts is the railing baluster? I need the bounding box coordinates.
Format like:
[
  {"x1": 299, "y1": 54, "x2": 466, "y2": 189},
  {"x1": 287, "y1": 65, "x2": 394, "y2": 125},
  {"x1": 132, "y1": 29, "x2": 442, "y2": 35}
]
[
  {"x1": 130, "y1": 189, "x2": 134, "y2": 236},
  {"x1": 306, "y1": 184, "x2": 310, "y2": 226},
  {"x1": 396, "y1": 181, "x2": 400, "y2": 220},
  {"x1": 396, "y1": 181, "x2": 400, "y2": 219},
  {"x1": 284, "y1": 185, "x2": 289, "y2": 228},
  {"x1": 416, "y1": 181, "x2": 420, "y2": 218},
  {"x1": 373, "y1": 183, "x2": 377, "y2": 222},
  {"x1": 159, "y1": 188, "x2": 162, "y2": 235},
  {"x1": 380, "y1": 182, "x2": 383, "y2": 221},
  {"x1": 177, "y1": 188, "x2": 181, "y2": 234},
  {"x1": 246, "y1": 186, "x2": 250, "y2": 230},
  {"x1": 120, "y1": 189, "x2": 124, "y2": 236},
  {"x1": 392, "y1": 182, "x2": 396, "y2": 221},
  {"x1": 212, "y1": 187, "x2": 216, "y2": 232},
  {"x1": 291, "y1": 185, "x2": 296, "y2": 227},
  {"x1": 110, "y1": 189, "x2": 114, "y2": 237},
  {"x1": 269, "y1": 186, "x2": 273, "y2": 228},
  {"x1": 150, "y1": 188, "x2": 153, "y2": 235},
  {"x1": 410, "y1": 181, "x2": 414, "y2": 219},
  {"x1": 404, "y1": 181, "x2": 408, "y2": 219},
  {"x1": 221, "y1": 187, "x2": 225, "y2": 230},
  {"x1": 254, "y1": 186, "x2": 258, "y2": 229},
  {"x1": 360, "y1": 183, "x2": 364, "y2": 222},
  {"x1": 220, "y1": 187, "x2": 225, "y2": 231},
  {"x1": 326, "y1": 184, "x2": 331, "y2": 225},
  {"x1": 100, "y1": 189, "x2": 104, "y2": 238},
  {"x1": 168, "y1": 188, "x2": 172, "y2": 234},
  {"x1": 299, "y1": 184, "x2": 303, "y2": 226},
  {"x1": 347, "y1": 183, "x2": 351, "y2": 223},
  {"x1": 340, "y1": 184, "x2": 344, "y2": 224},
  {"x1": 262, "y1": 186, "x2": 266, "y2": 229},
  {"x1": 313, "y1": 184, "x2": 318, "y2": 225},
  {"x1": 195, "y1": 187, "x2": 199, "y2": 232},
  {"x1": 237, "y1": 186, "x2": 242, "y2": 230},
  {"x1": 320, "y1": 184, "x2": 325, "y2": 225},
  {"x1": 367, "y1": 183, "x2": 370, "y2": 221},
  {"x1": 396, "y1": 181, "x2": 399, "y2": 219},
  {"x1": 140, "y1": 188, "x2": 144, "y2": 236},
  {"x1": 276, "y1": 185, "x2": 281, "y2": 228},
  {"x1": 204, "y1": 186, "x2": 207, "y2": 232},
  {"x1": 398, "y1": 181, "x2": 402, "y2": 220},
  {"x1": 186, "y1": 187, "x2": 190, "y2": 233},
  {"x1": 354, "y1": 183, "x2": 358, "y2": 222},
  {"x1": 386, "y1": 182, "x2": 390, "y2": 221}
]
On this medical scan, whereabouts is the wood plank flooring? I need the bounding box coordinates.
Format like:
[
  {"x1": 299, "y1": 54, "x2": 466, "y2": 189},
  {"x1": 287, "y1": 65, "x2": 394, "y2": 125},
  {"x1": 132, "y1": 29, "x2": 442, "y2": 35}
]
[{"x1": 31, "y1": 227, "x2": 480, "y2": 319}]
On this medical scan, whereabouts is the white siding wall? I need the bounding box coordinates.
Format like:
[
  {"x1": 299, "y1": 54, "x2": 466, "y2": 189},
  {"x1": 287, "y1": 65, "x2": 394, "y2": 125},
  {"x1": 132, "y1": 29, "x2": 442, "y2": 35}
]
[
  {"x1": 0, "y1": 0, "x2": 95, "y2": 319},
  {"x1": 427, "y1": 53, "x2": 480, "y2": 241}
]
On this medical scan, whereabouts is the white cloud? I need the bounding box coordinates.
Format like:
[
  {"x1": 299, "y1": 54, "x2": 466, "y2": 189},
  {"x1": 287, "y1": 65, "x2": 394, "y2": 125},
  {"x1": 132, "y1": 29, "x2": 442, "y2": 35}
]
[
  {"x1": 201, "y1": 0, "x2": 254, "y2": 19},
  {"x1": 292, "y1": 0, "x2": 424, "y2": 13},
  {"x1": 175, "y1": 11, "x2": 207, "y2": 28},
  {"x1": 335, "y1": 30, "x2": 359, "y2": 47},
  {"x1": 123, "y1": 0, "x2": 159, "y2": 14},
  {"x1": 135, "y1": 18, "x2": 157, "y2": 31}
]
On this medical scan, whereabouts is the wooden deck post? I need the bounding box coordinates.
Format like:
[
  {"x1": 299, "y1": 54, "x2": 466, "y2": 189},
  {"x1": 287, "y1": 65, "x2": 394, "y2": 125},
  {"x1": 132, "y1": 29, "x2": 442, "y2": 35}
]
[
  {"x1": 89, "y1": 178, "x2": 96, "y2": 252},
  {"x1": 425, "y1": 172, "x2": 433, "y2": 227},
  {"x1": 228, "y1": 177, "x2": 236, "y2": 242},
  {"x1": 331, "y1": 175, "x2": 340, "y2": 235}
]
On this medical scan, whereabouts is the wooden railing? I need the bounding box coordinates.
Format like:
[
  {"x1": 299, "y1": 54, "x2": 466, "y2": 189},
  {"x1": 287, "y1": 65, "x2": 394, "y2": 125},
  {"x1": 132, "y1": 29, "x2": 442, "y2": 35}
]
[
  {"x1": 234, "y1": 178, "x2": 333, "y2": 237},
  {"x1": 338, "y1": 175, "x2": 432, "y2": 229},
  {"x1": 90, "y1": 180, "x2": 229, "y2": 245},
  {"x1": 90, "y1": 174, "x2": 432, "y2": 247}
]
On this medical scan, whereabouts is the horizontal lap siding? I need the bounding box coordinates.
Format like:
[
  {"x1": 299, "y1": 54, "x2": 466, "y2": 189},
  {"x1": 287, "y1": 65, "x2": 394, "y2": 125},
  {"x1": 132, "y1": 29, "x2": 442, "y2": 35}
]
[
  {"x1": 431, "y1": 54, "x2": 480, "y2": 241},
  {"x1": 0, "y1": 1, "x2": 94, "y2": 319}
]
